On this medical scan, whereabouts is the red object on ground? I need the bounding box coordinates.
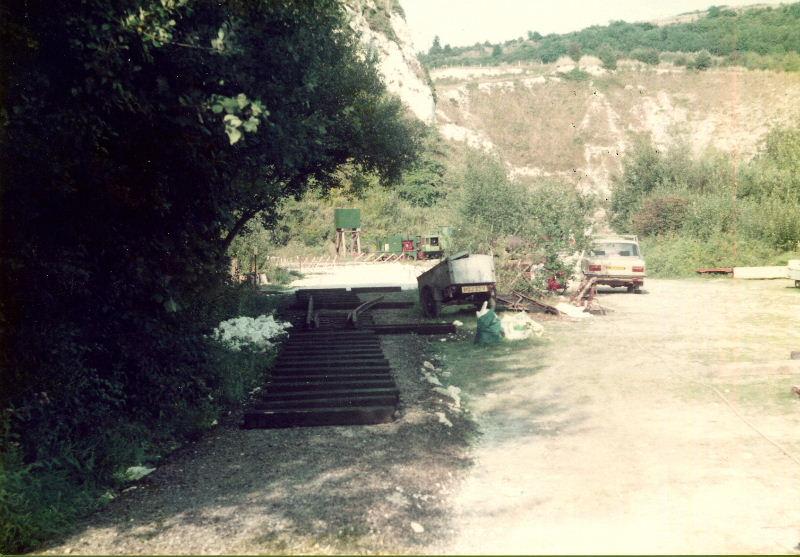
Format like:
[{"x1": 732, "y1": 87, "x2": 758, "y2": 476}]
[{"x1": 547, "y1": 275, "x2": 566, "y2": 292}]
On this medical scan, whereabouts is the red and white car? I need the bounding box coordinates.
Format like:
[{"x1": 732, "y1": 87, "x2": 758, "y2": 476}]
[{"x1": 581, "y1": 235, "x2": 646, "y2": 293}]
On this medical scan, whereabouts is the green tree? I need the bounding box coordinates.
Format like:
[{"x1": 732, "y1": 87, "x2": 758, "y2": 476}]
[
  {"x1": 597, "y1": 44, "x2": 619, "y2": 70},
  {"x1": 394, "y1": 129, "x2": 448, "y2": 207},
  {"x1": 0, "y1": 0, "x2": 421, "y2": 551},
  {"x1": 610, "y1": 139, "x2": 666, "y2": 229},
  {"x1": 692, "y1": 49, "x2": 713, "y2": 70},
  {"x1": 451, "y1": 151, "x2": 594, "y2": 290},
  {"x1": 567, "y1": 41, "x2": 582, "y2": 62},
  {"x1": 429, "y1": 35, "x2": 442, "y2": 55},
  {"x1": 538, "y1": 39, "x2": 567, "y2": 63}
]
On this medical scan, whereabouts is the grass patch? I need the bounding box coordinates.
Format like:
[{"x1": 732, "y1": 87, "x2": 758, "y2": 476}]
[
  {"x1": 430, "y1": 308, "x2": 550, "y2": 397},
  {"x1": 264, "y1": 266, "x2": 302, "y2": 286},
  {"x1": 382, "y1": 290, "x2": 551, "y2": 398},
  {"x1": 560, "y1": 67, "x2": 591, "y2": 82},
  {"x1": 641, "y1": 234, "x2": 800, "y2": 277}
]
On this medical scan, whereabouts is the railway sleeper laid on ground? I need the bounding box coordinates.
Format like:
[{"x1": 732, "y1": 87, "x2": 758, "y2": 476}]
[
  {"x1": 242, "y1": 288, "x2": 415, "y2": 429},
  {"x1": 251, "y1": 393, "x2": 399, "y2": 411},
  {"x1": 257, "y1": 387, "x2": 400, "y2": 402},
  {"x1": 273, "y1": 369, "x2": 393, "y2": 378},
  {"x1": 278, "y1": 349, "x2": 386, "y2": 357},
  {"x1": 242, "y1": 405, "x2": 397, "y2": 429},
  {"x1": 275, "y1": 358, "x2": 390, "y2": 368},
  {"x1": 265, "y1": 379, "x2": 396, "y2": 392}
]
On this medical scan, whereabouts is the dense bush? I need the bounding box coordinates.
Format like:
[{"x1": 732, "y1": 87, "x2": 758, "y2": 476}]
[
  {"x1": 610, "y1": 140, "x2": 734, "y2": 229},
  {"x1": 567, "y1": 42, "x2": 582, "y2": 62},
  {"x1": 640, "y1": 234, "x2": 780, "y2": 277},
  {"x1": 690, "y1": 49, "x2": 713, "y2": 70},
  {"x1": 597, "y1": 44, "x2": 620, "y2": 70},
  {"x1": 393, "y1": 129, "x2": 448, "y2": 207},
  {"x1": 631, "y1": 47, "x2": 660, "y2": 65},
  {"x1": 560, "y1": 68, "x2": 591, "y2": 81},
  {"x1": 449, "y1": 151, "x2": 595, "y2": 292},
  {"x1": 610, "y1": 125, "x2": 800, "y2": 275},
  {"x1": 631, "y1": 196, "x2": 690, "y2": 236}
]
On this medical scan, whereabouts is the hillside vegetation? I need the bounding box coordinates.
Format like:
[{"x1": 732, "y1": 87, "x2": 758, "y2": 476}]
[
  {"x1": 257, "y1": 3, "x2": 800, "y2": 279},
  {"x1": 611, "y1": 126, "x2": 800, "y2": 275},
  {"x1": 422, "y1": 3, "x2": 800, "y2": 72},
  {"x1": 235, "y1": 135, "x2": 595, "y2": 292},
  {"x1": 433, "y1": 63, "x2": 800, "y2": 195}
]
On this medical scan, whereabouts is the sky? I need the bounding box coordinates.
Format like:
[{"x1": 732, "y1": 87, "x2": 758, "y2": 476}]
[{"x1": 400, "y1": 0, "x2": 789, "y2": 52}]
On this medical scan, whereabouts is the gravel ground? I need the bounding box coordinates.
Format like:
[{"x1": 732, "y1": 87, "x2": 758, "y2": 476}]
[{"x1": 433, "y1": 278, "x2": 800, "y2": 554}]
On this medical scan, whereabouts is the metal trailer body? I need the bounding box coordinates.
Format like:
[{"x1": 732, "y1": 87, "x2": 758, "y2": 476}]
[
  {"x1": 416, "y1": 252, "x2": 497, "y2": 317},
  {"x1": 789, "y1": 259, "x2": 800, "y2": 288}
]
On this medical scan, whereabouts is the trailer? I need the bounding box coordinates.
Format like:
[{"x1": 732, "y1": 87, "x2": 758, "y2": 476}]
[
  {"x1": 790, "y1": 259, "x2": 800, "y2": 288},
  {"x1": 416, "y1": 252, "x2": 496, "y2": 317}
]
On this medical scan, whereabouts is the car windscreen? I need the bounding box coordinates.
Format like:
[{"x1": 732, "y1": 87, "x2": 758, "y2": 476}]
[{"x1": 591, "y1": 242, "x2": 639, "y2": 257}]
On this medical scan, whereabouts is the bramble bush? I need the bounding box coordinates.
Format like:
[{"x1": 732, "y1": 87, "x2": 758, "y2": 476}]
[{"x1": 631, "y1": 196, "x2": 689, "y2": 236}]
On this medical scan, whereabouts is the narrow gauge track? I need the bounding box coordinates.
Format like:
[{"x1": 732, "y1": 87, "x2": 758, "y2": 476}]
[{"x1": 242, "y1": 287, "x2": 452, "y2": 429}]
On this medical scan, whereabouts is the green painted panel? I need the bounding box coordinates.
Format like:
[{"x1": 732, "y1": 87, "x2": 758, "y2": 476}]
[{"x1": 334, "y1": 208, "x2": 360, "y2": 229}]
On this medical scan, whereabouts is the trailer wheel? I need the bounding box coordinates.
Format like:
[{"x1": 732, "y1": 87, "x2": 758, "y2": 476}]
[
  {"x1": 474, "y1": 294, "x2": 496, "y2": 311},
  {"x1": 421, "y1": 286, "x2": 441, "y2": 318}
]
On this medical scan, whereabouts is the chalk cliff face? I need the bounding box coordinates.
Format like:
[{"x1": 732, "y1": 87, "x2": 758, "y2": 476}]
[
  {"x1": 347, "y1": 2, "x2": 800, "y2": 199},
  {"x1": 345, "y1": 0, "x2": 436, "y2": 124},
  {"x1": 431, "y1": 58, "x2": 800, "y2": 195}
]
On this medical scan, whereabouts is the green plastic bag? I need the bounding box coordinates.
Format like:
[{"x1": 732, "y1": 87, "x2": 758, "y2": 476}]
[{"x1": 475, "y1": 309, "x2": 503, "y2": 344}]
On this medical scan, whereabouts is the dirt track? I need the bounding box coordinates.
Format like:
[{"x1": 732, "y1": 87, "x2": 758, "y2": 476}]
[
  {"x1": 41, "y1": 275, "x2": 800, "y2": 554},
  {"x1": 435, "y1": 277, "x2": 800, "y2": 554}
]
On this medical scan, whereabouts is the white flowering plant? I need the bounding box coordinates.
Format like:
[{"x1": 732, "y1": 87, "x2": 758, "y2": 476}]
[{"x1": 211, "y1": 314, "x2": 292, "y2": 352}]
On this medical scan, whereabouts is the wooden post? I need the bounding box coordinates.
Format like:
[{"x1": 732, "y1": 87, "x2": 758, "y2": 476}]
[
  {"x1": 335, "y1": 228, "x2": 345, "y2": 257},
  {"x1": 251, "y1": 247, "x2": 258, "y2": 288}
]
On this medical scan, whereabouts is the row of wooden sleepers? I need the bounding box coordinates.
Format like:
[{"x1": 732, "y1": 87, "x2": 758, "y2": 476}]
[{"x1": 242, "y1": 329, "x2": 399, "y2": 428}]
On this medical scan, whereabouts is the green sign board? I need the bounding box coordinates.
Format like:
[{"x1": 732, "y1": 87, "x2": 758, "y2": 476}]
[{"x1": 334, "y1": 208, "x2": 361, "y2": 229}]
